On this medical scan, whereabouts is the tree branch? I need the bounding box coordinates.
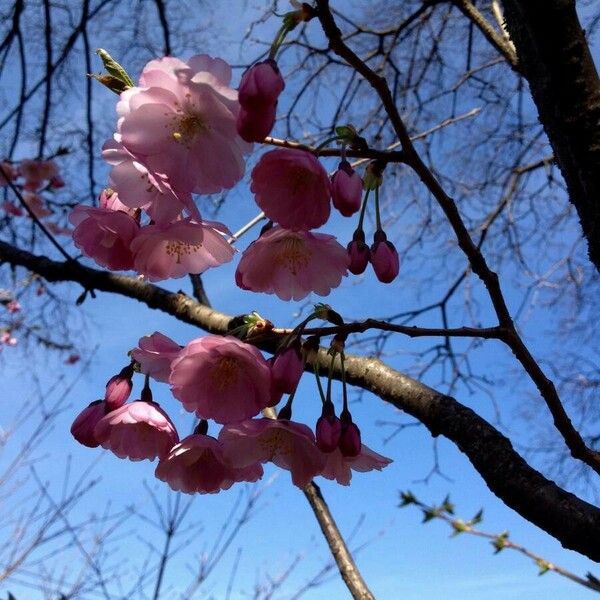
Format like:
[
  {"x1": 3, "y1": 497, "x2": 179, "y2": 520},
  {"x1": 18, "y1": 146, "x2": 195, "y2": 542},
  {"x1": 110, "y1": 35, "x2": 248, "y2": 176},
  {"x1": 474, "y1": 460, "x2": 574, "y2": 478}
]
[
  {"x1": 1, "y1": 240, "x2": 599, "y2": 561},
  {"x1": 453, "y1": 0, "x2": 519, "y2": 70},
  {"x1": 500, "y1": 0, "x2": 600, "y2": 272},
  {"x1": 314, "y1": 0, "x2": 600, "y2": 475},
  {"x1": 304, "y1": 482, "x2": 375, "y2": 599}
]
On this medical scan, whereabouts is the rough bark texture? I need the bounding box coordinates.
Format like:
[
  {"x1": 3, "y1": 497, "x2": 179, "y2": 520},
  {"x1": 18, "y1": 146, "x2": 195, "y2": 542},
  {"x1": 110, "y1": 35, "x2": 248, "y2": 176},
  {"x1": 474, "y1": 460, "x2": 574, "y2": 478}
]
[
  {"x1": 501, "y1": 0, "x2": 600, "y2": 271},
  {"x1": 1, "y1": 240, "x2": 599, "y2": 561}
]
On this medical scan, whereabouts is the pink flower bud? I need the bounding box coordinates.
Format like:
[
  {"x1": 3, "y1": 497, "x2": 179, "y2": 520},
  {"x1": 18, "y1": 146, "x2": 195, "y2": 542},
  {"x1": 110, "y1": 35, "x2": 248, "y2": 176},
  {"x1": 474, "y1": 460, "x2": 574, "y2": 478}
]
[
  {"x1": 0, "y1": 331, "x2": 17, "y2": 346},
  {"x1": 236, "y1": 103, "x2": 277, "y2": 143},
  {"x1": 104, "y1": 365, "x2": 134, "y2": 410},
  {"x1": 331, "y1": 161, "x2": 362, "y2": 217},
  {"x1": 271, "y1": 343, "x2": 304, "y2": 395},
  {"x1": 347, "y1": 230, "x2": 370, "y2": 275},
  {"x1": 238, "y1": 60, "x2": 285, "y2": 108},
  {"x1": 316, "y1": 402, "x2": 342, "y2": 452},
  {"x1": 49, "y1": 175, "x2": 65, "y2": 189},
  {"x1": 71, "y1": 400, "x2": 106, "y2": 448},
  {"x1": 6, "y1": 300, "x2": 21, "y2": 313},
  {"x1": 370, "y1": 230, "x2": 399, "y2": 283},
  {"x1": 2, "y1": 201, "x2": 22, "y2": 216},
  {"x1": 339, "y1": 410, "x2": 361, "y2": 457}
]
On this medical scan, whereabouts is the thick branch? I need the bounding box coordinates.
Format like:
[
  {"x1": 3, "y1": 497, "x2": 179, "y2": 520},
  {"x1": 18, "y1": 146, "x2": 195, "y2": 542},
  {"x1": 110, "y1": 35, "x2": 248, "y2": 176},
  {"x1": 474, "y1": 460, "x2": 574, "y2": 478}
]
[
  {"x1": 1, "y1": 241, "x2": 599, "y2": 561},
  {"x1": 501, "y1": 0, "x2": 600, "y2": 272}
]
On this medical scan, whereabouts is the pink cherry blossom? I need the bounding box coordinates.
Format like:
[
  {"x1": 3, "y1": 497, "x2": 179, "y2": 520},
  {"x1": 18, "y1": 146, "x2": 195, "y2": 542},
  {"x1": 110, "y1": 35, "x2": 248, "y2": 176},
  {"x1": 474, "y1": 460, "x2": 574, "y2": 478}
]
[
  {"x1": 370, "y1": 230, "x2": 400, "y2": 283},
  {"x1": 270, "y1": 344, "x2": 304, "y2": 395},
  {"x1": 156, "y1": 433, "x2": 263, "y2": 494},
  {"x1": 235, "y1": 226, "x2": 349, "y2": 301},
  {"x1": 22, "y1": 192, "x2": 52, "y2": 218},
  {"x1": 130, "y1": 218, "x2": 234, "y2": 282},
  {"x1": 45, "y1": 222, "x2": 72, "y2": 236},
  {"x1": 320, "y1": 445, "x2": 392, "y2": 486},
  {"x1": 238, "y1": 60, "x2": 285, "y2": 108},
  {"x1": 250, "y1": 149, "x2": 331, "y2": 230},
  {"x1": 70, "y1": 205, "x2": 139, "y2": 271},
  {"x1": 49, "y1": 175, "x2": 65, "y2": 189},
  {"x1": 19, "y1": 159, "x2": 58, "y2": 191},
  {"x1": 118, "y1": 54, "x2": 251, "y2": 195},
  {"x1": 236, "y1": 103, "x2": 276, "y2": 143},
  {"x1": 102, "y1": 138, "x2": 200, "y2": 224},
  {"x1": 94, "y1": 400, "x2": 179, "y2": 462},
  {"x1": 0, "y1": 162, "x2": 16, "y2": 186},
  {"x1": 169, "y1": 335, "x2": 272, "y2": 424},
  {"x1": 99, "y1": 187, "x2": 135, "y2": 216},
  {"x1": 131, "y1": 332, "x2": 181, "y2": 383},
  {"x1": 331, "y1": 161, "x2": 362, "y2": 217},
  {"x1": 220, "y1": 418, "x2": 326, "y2": 488},
  {"x1": 2, "y1": 201, "x2": 23, "y2": 216},
  {"x1": 70, "y1": 400, "x2": 106, "y2": 448},
  {"x1": 0, "y1": 331, "x2": 17, "y2": 346},
  {"x1": 6, "y1": 300, "x2": 21, "y2": 314}
]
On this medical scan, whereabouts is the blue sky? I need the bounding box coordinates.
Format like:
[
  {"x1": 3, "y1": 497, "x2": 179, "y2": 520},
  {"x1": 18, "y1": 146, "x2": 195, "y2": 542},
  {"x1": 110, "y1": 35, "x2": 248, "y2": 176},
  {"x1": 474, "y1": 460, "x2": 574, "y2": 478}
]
[{"x1": 1, "y1": 1, "x2": 599, "y2": 598}]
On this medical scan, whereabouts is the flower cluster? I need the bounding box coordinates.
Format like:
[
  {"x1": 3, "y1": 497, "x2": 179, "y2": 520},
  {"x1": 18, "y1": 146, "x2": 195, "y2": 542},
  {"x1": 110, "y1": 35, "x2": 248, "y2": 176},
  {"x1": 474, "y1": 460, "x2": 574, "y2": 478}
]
[
  {"x1": 71, "y1": 331, "x2": 392, "y2": 493},
  {"x1": 67, "y1": 38, "x2": 399, "y2": 495},
  {"x1": 70, "y1": 55, "x2": 249, "y2": 281},
  {"x1": 69, "y1": 45, "x2": 400, "y2": 292},
  {"x1": 1, "y1": 158, "x2": 70, "y2": 235}
]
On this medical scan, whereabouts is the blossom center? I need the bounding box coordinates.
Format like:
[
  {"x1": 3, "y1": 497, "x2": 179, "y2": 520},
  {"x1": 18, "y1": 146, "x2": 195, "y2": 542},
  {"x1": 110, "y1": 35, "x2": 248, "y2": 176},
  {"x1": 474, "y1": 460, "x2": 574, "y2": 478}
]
[
  {"x1": 275, "y1": 235, "x2": 312, "y2": 275},
  {"x1": 210, "y1": 356, "x2": 240, "y2": 391},
  {"x1": 259, "y1": 428, "x2": 293, "y2": 459},
  {"x1": 171, "y1": 98, "x2": 206, "y2": 147},
  {"x1": 165, "y1": 239, "x2": 202, "y2": 263}
]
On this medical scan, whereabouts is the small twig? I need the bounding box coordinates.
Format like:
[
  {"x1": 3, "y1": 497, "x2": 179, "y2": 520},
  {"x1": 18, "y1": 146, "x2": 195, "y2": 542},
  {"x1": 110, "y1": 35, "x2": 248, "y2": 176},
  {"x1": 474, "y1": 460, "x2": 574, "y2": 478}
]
[{"x1": 400, "y1": 492, "x2": 600, "y2": 594}]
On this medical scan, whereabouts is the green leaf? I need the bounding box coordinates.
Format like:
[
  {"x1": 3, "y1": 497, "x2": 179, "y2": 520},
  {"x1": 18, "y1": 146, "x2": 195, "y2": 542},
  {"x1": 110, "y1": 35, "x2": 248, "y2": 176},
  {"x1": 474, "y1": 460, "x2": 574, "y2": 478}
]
[
  {"x1": 96, "y1": 48, "x2": 134, "y2": 88},
  {"x1": 536, "y1": 559, "x2": 552, "y2": 575},
  {"x1": 399, "y1": 491, "x2": 416, "y2": 507},
  {"x1": 335, "y1": 124, "x2": 358, "y2": 142},
  {"x1": 469, "y1": 508, "x2": 484, "y2": 526},
  {"x1": 422, "y1": 508, "x2": 439, "y2": 523},
  {"x1": 88, "y1": 73, "x2": 130, "y2": 95},
  {"x1": 313, "y1": 303, "x2": 343, "y2": 326},
  {"x1": 441, "y1": 494, "x2": 454, "y2": 515},
  {"x1": 492, "y1": 532, "x2": 509, "y2": 554}
]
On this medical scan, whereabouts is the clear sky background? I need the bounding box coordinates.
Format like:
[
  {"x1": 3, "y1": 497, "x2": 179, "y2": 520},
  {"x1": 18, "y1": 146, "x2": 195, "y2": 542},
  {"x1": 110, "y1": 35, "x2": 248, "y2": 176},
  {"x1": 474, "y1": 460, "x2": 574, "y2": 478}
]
[{"x1": 1, "y1": 1, "x2": 598, "y2": 599}]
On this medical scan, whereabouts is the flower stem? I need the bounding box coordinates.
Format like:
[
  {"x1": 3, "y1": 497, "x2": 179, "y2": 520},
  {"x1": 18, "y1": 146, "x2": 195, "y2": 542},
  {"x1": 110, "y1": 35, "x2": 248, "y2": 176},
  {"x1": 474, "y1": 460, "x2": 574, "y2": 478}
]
[
  {"x1": 375, "y1": 186, "x2": 382, "y2": 231},
  {"x1": 314, "y1": 363, "x2": 327, "y2": 404},
  {"x1": 357, "y1": 188, "x2": 371, "y2": 231}
]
